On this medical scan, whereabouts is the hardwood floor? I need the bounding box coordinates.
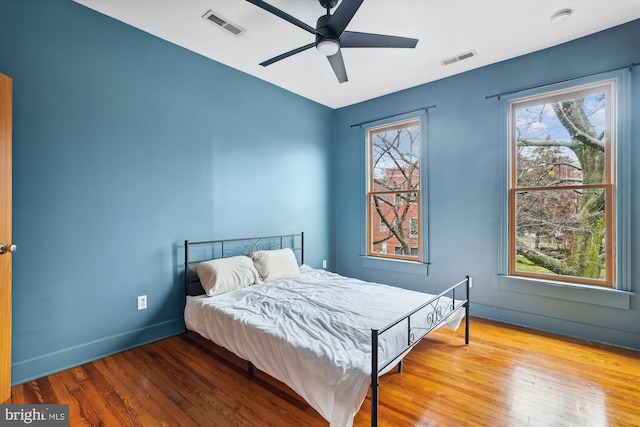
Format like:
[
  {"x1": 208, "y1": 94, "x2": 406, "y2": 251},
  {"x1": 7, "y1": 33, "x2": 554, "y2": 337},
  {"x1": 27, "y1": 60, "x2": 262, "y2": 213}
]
[{"x1": 6, "y1": 317, "x2": 640, "y2": 426}]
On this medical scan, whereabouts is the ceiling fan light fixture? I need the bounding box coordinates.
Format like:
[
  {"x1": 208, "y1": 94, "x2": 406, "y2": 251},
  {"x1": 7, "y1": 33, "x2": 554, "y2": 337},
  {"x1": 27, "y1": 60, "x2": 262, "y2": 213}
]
[{"x1": 316, "y1": 39, "x2": 340, "y2": 56}]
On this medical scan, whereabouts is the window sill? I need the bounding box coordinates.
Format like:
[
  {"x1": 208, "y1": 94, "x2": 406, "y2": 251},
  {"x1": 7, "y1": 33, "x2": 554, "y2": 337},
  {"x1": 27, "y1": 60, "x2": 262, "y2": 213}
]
[
  {"x1": 498, "y1": 275, "x2": 633, "y2": 309},
  {"x1": 361, "y1": 256, "x2": 429, "y2": 276}
]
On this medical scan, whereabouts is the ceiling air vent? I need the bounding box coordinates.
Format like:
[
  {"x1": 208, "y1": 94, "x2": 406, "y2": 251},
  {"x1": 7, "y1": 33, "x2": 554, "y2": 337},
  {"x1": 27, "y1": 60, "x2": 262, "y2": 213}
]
[
  {"x1": 202, "y1": 10, "x2": 245, "y2": 36},
  {"x1": 440, "y1": 50, "x2": 477, "y2": 66}
]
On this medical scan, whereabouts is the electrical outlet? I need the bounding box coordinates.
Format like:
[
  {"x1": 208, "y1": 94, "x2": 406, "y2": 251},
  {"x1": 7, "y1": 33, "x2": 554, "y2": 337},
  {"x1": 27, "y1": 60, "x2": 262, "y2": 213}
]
[
  {"x1": 137, "y1": 295, "x2": 147, "y2": 310},
  {"x1": 322, "y1": 260, "x2": 327, "y2": 269}
]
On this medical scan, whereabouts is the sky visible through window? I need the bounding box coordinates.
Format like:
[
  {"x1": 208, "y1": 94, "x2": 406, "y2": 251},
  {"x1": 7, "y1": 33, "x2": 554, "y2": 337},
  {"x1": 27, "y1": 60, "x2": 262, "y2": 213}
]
[{"x1": 515, "y1": 93, "x2": 606, "y2": 171}]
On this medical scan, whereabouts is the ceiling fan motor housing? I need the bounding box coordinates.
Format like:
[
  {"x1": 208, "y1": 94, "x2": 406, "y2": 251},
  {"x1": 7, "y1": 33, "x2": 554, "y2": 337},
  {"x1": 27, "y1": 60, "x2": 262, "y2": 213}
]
[{"x1": 316, "y1": 14, "x2": 339, "y2": 47}]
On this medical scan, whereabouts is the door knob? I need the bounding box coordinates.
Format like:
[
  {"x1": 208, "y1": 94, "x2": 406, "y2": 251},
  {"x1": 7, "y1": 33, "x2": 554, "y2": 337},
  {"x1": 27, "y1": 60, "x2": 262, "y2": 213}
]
[{"x1": 0, "y1": 243, "x2": 16, "y2": 255}]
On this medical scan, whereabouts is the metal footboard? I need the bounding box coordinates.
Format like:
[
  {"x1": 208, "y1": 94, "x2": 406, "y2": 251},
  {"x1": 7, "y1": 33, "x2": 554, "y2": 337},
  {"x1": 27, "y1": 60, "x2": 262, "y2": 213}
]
[{"x1": 370, "y1": 275, "x2": 472, "y2": 426}]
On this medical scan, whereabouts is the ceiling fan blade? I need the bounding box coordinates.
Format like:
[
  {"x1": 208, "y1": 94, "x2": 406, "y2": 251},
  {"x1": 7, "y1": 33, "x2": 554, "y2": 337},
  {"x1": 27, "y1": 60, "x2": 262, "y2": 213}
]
[
  {"x1": 246, "y1": 0, "x2": 322, "y2": 35},
  {"x1": 340, "y1": 31, "x2": 418, "y2": 48},
  {"x1": 260, "y1": 43, "x2": 316, "y2": 67},
  {"x1": 327, "y1": 49, "x2": 348, "y2": 83},
  {"x1": 326, "y1": 0, "x2": 364, "y2": 36}
]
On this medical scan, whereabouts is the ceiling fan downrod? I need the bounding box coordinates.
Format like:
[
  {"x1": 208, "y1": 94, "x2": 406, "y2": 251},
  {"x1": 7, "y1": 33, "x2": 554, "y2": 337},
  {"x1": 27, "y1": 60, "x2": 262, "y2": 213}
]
[{"x1": 319, "y1": 0, "x2": 339, "y2": 11}]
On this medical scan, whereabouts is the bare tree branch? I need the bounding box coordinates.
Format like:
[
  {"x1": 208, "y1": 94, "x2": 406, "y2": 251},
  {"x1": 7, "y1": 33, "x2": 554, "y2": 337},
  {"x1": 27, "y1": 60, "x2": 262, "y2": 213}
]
[{"x1": 552, "y1": 102, "x2": 605, "y2": 152}]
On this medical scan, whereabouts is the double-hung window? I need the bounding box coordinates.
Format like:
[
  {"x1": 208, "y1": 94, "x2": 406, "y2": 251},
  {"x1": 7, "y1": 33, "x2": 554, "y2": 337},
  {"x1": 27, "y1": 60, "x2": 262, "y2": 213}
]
[
  {"x1": 508, "y1": 80, "x2": 618, "y2": 287},
  {"x1": 366, "y1": 118, "x2": 422, "y2": 262}
]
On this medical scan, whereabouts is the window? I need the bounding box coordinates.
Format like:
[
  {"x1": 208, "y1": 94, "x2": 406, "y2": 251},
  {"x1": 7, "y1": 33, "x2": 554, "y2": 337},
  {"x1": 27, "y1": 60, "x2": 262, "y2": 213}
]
[
  {"x1": 508, "y1": 80, "x2": 615, "y2": 287},
  {"x1": 367, "y1": 118, "x2": 422, "y2": 261},
  {"x1": 410, "y1": 216, "x2": 418, "y2": 238},
  {"x1": 395, "y1": 246, "x2": 418, "y2": 256}
]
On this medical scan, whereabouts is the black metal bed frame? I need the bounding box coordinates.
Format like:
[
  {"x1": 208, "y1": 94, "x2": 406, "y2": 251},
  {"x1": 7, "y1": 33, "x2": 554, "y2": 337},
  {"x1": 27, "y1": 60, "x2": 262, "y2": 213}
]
[
  {"x1": 184, "y1": 232, "x2": 304, "y2": 296},
  {"x1": 370, "y1": 276, "x2": 471, "y2": 426},
  {"x1": 183, "y1": 232, "x2": 471, "y2": 427}
]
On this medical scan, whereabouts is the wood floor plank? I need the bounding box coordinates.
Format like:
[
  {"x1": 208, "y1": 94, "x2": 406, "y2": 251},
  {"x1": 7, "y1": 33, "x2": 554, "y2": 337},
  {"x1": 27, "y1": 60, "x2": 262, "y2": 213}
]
[
  {"x1": 7, "y1": 317, "x2": 640, "y2": 426},
  {"x1": 111, "y1": 352, "x2": 198, "y2": 427},
  {"x1": 55, "y1": 369, "x2": 93, "y2": 427},
  {"x1": 154, "y1": 333, "x2": 325, "y2": 426},
  {"x1": 81, "y1": 363, "x2": 138, "y2": 427},
  {"x1": 92, "y1": 355, "x2": 164, "y2": 424}
]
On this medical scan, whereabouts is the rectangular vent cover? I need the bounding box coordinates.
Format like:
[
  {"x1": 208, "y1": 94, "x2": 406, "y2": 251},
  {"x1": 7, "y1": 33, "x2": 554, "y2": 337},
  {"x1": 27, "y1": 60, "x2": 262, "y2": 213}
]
[
  {"x1": 202, "y1": 10, "x2": 245, "y2": 36},
  {"x1": 440, "y1": 50, "x2": 477, "y2": 66}
]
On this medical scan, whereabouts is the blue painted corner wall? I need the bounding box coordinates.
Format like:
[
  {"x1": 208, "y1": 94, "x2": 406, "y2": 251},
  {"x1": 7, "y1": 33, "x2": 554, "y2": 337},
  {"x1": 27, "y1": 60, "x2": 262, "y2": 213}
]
[
  {"x1": 334, "y1": 19, "x2": 640, "y2": 350},
  {"x1": 1, "y1": 0, "x2": 638, "y2": 385},
  {"x1": 0, "y1": 0, "x2": 334, "y2": 384}
]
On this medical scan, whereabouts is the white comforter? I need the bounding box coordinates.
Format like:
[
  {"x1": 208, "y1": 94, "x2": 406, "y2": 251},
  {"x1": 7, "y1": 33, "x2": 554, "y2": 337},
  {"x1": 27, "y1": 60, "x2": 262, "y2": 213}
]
[{"x1": 184, "y1": 266, "x2": 465, "y2": 427}]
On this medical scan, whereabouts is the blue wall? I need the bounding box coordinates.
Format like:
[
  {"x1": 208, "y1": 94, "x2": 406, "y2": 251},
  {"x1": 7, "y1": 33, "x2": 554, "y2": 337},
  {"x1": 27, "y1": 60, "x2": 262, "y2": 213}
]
[
  {"x1": 1, "y1": 0, "x2": 638, "y2": 386},
  {"x1": 0, "y1": 0, "x2": 334, "y2": 384},
  {"x1": 334, "y1": 19, "x2": 640, "y2": 350}
]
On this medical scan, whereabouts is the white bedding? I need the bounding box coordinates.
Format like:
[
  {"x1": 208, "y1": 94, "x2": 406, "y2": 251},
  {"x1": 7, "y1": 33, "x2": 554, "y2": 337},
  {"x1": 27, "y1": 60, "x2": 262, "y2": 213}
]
[{"x1": 184, "y1": 266, "x2": 465, "y2": 427}]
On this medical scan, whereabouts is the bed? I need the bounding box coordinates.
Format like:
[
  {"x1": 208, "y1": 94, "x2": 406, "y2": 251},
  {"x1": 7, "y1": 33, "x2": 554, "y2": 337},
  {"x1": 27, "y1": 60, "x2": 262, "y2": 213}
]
[{"x1": 183, "y1": 233, "x2": 470, "y2": 427}]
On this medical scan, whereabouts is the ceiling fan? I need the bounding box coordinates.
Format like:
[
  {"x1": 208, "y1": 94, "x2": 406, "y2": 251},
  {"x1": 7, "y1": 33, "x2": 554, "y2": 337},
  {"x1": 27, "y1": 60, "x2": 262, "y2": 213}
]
[{"x1": 246, "y1": 0, "x2": 419, "y2": 83}]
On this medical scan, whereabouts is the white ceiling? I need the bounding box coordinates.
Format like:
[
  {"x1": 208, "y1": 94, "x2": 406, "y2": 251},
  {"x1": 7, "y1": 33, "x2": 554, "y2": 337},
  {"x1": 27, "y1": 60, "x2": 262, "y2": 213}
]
[{"x1": 73, "y1": 0, "x2": 640, "y2": 109}]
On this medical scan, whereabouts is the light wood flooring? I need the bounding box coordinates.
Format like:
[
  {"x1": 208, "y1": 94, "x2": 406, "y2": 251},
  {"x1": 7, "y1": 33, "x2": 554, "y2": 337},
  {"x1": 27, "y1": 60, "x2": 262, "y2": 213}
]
[{"x1": 6, "y1": 317, "x2": 640, "y2": 426}]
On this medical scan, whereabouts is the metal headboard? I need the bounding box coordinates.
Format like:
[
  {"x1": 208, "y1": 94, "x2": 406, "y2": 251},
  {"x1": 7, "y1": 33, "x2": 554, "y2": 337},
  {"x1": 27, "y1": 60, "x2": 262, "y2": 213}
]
[{"x1": 184, "y1": 232, "x2": 304, "y2": 296}]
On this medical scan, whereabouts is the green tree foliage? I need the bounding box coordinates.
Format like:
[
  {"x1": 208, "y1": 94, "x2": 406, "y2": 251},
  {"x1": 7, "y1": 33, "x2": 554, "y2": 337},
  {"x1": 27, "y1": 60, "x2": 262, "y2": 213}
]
[{"x1": 515, "y1": 94, "x2": 607, "y2": 280}]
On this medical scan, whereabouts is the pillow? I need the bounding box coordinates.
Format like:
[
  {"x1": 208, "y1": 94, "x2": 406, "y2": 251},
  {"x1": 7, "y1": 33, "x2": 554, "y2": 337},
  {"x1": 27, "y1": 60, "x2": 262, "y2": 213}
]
[
  {"x1": 250, "y1": 248, "x2": 300, "y2": 281},
  {"x1": 193, "y1": 255, "x2": 260, "y2": 296}
]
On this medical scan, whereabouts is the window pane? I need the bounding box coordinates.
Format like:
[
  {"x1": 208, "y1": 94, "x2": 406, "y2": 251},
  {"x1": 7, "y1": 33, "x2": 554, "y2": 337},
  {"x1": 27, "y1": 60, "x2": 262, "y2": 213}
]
[
  {"x1": 395, "y1": 246, "x2": 418, "y2": 256},
  {"x1": 367, "y1": 118, "x2": 423, "y2": 262},
  {"x1": 370, "y1": 191, "x2": 419, "y2": 259},
  {"x1": 515, "y1": 92, "x2": 607, "y2": 187},
  {"x1": 371, "y1": 121, "x2": 420, "y2": 191},
  {"x1": 514, "y1": 188, "x2": 607, "y2": 281},
  {"x1": 410, "y1": 217, "x2": 418, "y2": 238}
]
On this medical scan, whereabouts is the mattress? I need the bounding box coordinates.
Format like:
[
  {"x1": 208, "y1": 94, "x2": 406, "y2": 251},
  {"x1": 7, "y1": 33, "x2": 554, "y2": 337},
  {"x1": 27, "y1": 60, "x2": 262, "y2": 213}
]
[{"x1": 184, "y1": 266, "x2": 465, "y2": 427}]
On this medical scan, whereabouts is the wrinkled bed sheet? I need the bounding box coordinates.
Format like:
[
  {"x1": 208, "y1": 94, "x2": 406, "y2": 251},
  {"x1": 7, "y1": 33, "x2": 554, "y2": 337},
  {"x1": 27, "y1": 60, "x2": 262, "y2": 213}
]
[{"x1": 185, "y1": 266, "x2": 465, "y2": 427}]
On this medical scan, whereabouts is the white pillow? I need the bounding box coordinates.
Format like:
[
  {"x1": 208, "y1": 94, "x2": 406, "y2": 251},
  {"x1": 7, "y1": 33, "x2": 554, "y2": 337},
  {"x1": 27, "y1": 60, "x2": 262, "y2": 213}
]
[
  {"x1": 251, "y1": 248, "x2": 300, "y2": 281},
  {"x1": 193, "y1": 256, "x2": 260, "y2": 296}
]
